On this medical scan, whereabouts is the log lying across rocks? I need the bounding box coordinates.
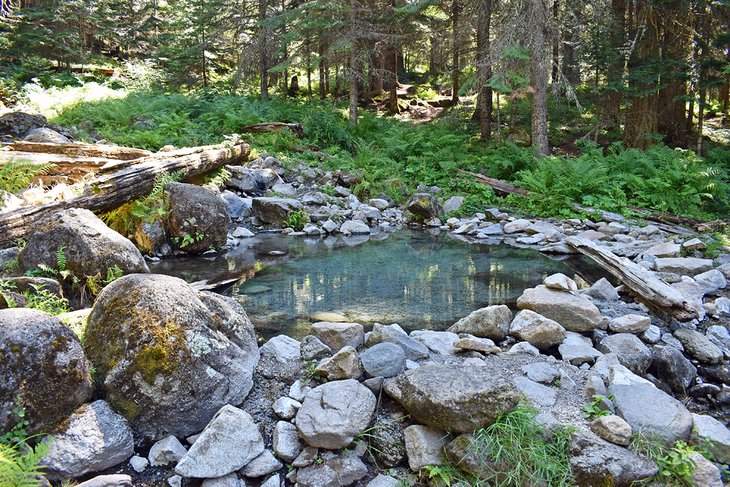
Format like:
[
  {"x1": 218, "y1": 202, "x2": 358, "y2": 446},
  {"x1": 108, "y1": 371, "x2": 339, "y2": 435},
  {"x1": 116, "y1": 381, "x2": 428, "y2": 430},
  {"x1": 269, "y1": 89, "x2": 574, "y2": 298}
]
[
  {"x1": 7, "y1": 141, "x2": 153, "y2": 160},
  {"x1": 565, "y1": 236, "x2": 696, "y2": 321},
  {"x1": 241, "y1": 122, "x2": 305, "y2": 138},
  {"x1": 0, "y1": 141, "x2": 250, "y2": 246}
]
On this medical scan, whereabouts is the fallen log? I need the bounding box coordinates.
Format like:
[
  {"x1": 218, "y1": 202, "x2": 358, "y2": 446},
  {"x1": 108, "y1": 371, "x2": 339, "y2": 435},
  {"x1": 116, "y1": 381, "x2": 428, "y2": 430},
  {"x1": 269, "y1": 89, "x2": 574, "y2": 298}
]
[
  {"x1": 0, "y1": 141, "x2": 250, "y2": 246},
  {"x1": 7, "y1": 141, "x2": 152, "y2": 160},
  {"x1": 241, "y1": 122, "x2": 305, "y2": 138},
  {"x1": 565, "y1": 236, "x2": 696, "y2": 321},
  {"x1": 458, "y1": 169, "x2": 699, "y2": 235}
]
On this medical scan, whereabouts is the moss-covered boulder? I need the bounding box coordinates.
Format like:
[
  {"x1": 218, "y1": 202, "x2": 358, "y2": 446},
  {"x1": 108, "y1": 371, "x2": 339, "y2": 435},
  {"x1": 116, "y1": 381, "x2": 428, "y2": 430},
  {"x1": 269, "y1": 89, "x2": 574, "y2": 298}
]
[
  {"x1": 165, "y1": 182, "x2": 230, "y2": 254},
  {"x1": 84, "y1": 274, "x2": 259, "y2": 442},
  {"x1": 405, "y1": 193, "x2": 443, "y2": 221},
  {"x1": 18, "y1": 208, "x2": 149, "y2": 278},
  {"x1": 0, "y1": 308, "x2": 93, "y2": 435}
]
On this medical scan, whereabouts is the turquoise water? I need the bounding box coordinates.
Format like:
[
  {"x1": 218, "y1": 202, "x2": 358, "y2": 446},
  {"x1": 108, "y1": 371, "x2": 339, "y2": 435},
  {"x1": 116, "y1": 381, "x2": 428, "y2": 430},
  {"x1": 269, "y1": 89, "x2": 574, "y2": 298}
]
[{"x1": 227, "y1": 230, "x2": 599, "y2": 338}]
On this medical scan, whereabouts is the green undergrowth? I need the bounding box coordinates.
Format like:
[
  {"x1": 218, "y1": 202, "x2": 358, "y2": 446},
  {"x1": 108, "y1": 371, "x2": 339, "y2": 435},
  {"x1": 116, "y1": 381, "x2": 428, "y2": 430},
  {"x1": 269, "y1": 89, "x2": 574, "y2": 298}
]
[
  {"x1": 421, "y1": 405, "x2": 575, "y2": 487},
  {"x1": 35, "y1": 85, "x2": 730, "y2": 221},
  {"x1": 631, "y1": 432, "x2": 707, "y2": 486}
]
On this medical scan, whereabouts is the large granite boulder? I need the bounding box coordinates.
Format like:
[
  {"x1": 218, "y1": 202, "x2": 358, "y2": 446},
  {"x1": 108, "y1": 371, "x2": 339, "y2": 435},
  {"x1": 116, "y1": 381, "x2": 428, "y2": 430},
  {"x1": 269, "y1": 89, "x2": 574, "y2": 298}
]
[
  {"x1": 43, "y1": 400, "x2": 134, "y2": 481},
  {"x1": 517, "y1": 286, "x2": 607, "y2": 332},
  {"x1": 165, "y1": 182, "x2": 230, "y2": 254},
  {"x1": 608, "y1": 366, "x2": 693, "y2": 443},
  {"x1": 251, "y1": 197, "x2": 303, "y2": 226},
  {"x1": 296, "y1": 379, "x2": 376, "y2": 449},
  {"x1": 84, "y1": 274, "x2": 259, "y2": 441},
  {"x1": 0, "y1": 309, "x2": 92, "y2": 435},
  {"x1": 175, "y1": 405, "x2": 264, "y2": 478},
  {"x1": 18, "y1": 208, "x2": 149, "y2": 278},
  {"x1": 384, "y1": 365, "x2": 519, "y2": 433},
  {"x1": 448, "y1": 305, "x2": 512, "y2": 341}
]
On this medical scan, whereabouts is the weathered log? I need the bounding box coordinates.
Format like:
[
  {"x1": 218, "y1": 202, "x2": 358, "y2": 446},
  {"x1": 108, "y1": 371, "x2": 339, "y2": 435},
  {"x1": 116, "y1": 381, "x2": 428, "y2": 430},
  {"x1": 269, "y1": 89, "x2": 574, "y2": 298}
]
[
  {"x1": 565, "y1": 236, "x2": 696, "y2": 320},
  {"x1": 7, "y1": 141, "x2": 152, "y2": 160},
  {"x1": 241, "y1": 122, "x2": 305, "y2": 138},
  {"x1": 0, "y1": 141, "x2": 250, "y2": 246}
]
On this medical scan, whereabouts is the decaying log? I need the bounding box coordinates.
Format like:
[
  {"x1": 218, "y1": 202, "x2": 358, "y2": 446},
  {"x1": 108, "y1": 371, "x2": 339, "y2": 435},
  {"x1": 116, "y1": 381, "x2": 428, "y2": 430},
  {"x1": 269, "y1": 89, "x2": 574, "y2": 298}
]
[
  {"x1": 458, "y1": 169, "x2": 702, "y2": 235},
  {"x1": 7, "y1": 141, "x2": 152, "y2": 160},
  {"x1": 0, "y1": 141, "x2": 250, "y2": 246},
  {"x1": 241, "y1": 122, "x2": 305, "y2": 138},
  {"x1": 565, "y1": 236, "x2": 696, "y2": 320}
]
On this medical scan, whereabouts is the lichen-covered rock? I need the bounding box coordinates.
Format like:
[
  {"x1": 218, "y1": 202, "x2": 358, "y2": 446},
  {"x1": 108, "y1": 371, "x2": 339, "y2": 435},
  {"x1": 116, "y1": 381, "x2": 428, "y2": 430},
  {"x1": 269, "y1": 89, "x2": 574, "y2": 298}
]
[
  {"x1": 517, "y1": 285, "x2": 607, "y2": 332},
  {"x1": 84, "y1": 274, "x2": 259, "y2": 442},
  {"x1": 405, "y1": 193, "x2": 443, "y2": 221},
  {"x1": 0, "y1": 111, "x2": 48, "y2": 136},
  {"x1": 403, "y1": 425, "x2": 447, "y2": 471},
  {"x1": 384, "y1": 365, "x2": 519, "y2": 433},
  {"x1": 251, "y1": 197, "x2": 303, "y2": 226},
  {"x1": 296, "y1": 451, "x2": 368, "y2": 487},
  {"x1": 43, "y1": 400, "x2": 134, "y2": 481},
  {"x1": 310, "y1": 322, "x2": 364, "y2": 351},
  {"x1": 165, "y1": 182, "x2": 230, "y2": 254},
  {"x1": 0, "y1": 308, "x2": 92, "y2": 435},
  {"x1": 596, "y1": 334, "x2": 652, "y2": 375},
  {"x1": 18, "y1": 208, "x2": 149, "y2": 278},
  {"x1": 23, "y1": 127, "x2": 71, "y2": 143}
]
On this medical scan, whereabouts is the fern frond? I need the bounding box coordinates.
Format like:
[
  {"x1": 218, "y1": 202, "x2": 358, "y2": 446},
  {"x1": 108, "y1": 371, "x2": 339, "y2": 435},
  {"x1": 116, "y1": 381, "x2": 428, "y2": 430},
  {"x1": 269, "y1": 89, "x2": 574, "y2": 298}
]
[{"x1": 0, "y1": 159, "x2": 55, "y2": 195}]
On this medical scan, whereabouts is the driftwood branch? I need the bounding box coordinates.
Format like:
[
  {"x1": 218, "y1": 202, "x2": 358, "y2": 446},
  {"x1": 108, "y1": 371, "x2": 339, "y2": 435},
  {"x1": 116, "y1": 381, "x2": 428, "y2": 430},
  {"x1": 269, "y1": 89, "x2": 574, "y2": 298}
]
[
  {"x1": 565, "y1": 236, "x2": 696, "y2": 321},
  {"x1": 0, "y1": 141, "x2": 250, "y2": 246},
  {"x1": 241, "y1": 122, "x2": 305, "y2": 138}
]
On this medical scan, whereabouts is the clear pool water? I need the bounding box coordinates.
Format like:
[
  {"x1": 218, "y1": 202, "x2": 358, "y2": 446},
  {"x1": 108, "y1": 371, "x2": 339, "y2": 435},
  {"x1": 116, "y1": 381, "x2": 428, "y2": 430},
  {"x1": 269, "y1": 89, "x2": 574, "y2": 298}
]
[{"x1": 216, "y1": 230, "x2": 600, "y2": 338}]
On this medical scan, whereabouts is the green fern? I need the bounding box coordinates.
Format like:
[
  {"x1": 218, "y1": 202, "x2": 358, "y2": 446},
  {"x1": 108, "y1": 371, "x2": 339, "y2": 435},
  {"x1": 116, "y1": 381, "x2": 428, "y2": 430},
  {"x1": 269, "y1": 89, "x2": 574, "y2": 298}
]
[
  {"x1": 0, "y1": 440, "x2": 50, "y2": 487},
  {"x1": 55, "y1": 247, "x2": 67, "y2": 272},
  {"x1": 0, "y1": 160, "x2": 54, "y2": 196}
]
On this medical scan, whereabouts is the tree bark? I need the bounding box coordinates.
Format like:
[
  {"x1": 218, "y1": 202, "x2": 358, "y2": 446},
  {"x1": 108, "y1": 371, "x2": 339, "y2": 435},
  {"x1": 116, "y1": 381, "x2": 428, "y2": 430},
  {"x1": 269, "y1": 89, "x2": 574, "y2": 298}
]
[
  {"x1": 551, "y1": 0, "x2": 559, "y2": 84},
  {"x1": 624, "y1": 2, "x2": 659, "y2": 150},
  {"x1": 476, "y1": 0, "x2": 493, "y2": 140},
  {"x1": 451, "y1": 0, "x2": 461, "y2": 103},
  {"x1": 604, "y1": 0, "x2": 626, "y2": 130},
  {"x1": 348, "y1": 0, "x2": 359, "y2": 126},
  {"x1": 657, "y1": 3, "x2": 689, "y2": 146},
  {"x1": 530, "y1": 0, "x2": 550, "y2": 157}
]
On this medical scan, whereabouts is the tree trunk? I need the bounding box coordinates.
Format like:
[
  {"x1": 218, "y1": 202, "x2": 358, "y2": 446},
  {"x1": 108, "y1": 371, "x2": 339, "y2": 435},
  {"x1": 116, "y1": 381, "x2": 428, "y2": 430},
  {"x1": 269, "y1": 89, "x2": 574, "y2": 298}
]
[
  {"x1": 476, "y1": 0, "x2": 493, "y2": 140},
  {"x1": 624, "y1": 2, "x2": 659, "y2": 150},
  {"x1": 530, "y1": 0, "x2": 550, "y2": 157},
  {"x1": 551, "y1": 0, "x2": 559, "y2": 84},
  {"x1": 657, "y1": 3, "x2": 689, "y2": 146},
  {"x1": 348, "y1": 0, "x2": 359, "y2": 126},
  {"x1": 451, "y1": 0, "x2": 461, "y2": 103},
  {"x1": 318, "y1": 37, "x2": 327, "y2": 99},
  {"x1": 258, "y1": 0, "x2": 269, "y2": 100},
  {"x1": 604, "y1": 0, "x2": 626, "y2": 130}
]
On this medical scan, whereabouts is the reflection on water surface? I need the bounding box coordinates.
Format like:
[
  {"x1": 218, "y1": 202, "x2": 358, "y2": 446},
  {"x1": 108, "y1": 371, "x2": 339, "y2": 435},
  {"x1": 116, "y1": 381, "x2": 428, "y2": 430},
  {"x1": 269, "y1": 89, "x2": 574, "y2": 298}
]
[{"x1": 216, "y1": 230, "x2": 600, "y2": 339}]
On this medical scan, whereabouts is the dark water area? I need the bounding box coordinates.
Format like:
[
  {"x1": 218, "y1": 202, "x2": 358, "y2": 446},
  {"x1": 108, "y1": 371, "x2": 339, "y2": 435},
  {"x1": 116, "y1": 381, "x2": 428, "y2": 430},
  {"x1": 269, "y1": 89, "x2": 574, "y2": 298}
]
[{"x1": 149, "y1": 229, "x2": 603, "y2": 340}]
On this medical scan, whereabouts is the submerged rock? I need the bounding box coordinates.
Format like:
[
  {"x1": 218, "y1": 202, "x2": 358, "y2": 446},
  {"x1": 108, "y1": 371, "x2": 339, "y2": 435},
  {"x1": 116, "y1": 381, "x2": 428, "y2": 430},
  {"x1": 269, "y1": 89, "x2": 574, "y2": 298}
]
[{"x1": 84, "y1": 274, "x2": 259, "y2": 442}]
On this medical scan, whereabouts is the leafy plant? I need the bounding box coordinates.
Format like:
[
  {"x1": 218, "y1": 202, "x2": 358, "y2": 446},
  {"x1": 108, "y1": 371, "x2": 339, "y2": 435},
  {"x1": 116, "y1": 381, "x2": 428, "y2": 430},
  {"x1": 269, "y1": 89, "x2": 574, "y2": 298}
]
[
  {"x1": 171, "y1": 231, "x2": 205, "y2": 249},
  {"x1": 632, "y1": 433, "x2": 702, "y2": 486},
  {"x1": 0, "y1": 441, "x2": 50, "y2": 487},
  {"x1": 582, "y1": 394, "x2": 613, "y2": 420},
  {"x1": 22, "y1": 284, "x2": 69, "y2": 315},
  {"x1": 284, "y1": 210, "x2": 310, "y2": 231},
  {"x1": 0, "y1": 159, "x2": 54, "y2": 196}
]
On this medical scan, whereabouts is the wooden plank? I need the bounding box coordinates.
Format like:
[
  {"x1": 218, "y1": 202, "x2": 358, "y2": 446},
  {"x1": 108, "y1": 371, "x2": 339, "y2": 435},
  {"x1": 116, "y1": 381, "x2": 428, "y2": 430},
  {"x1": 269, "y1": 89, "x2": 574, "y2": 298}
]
[{"x1": 565, "y1": 236, "x2": 696, "y2": 320}]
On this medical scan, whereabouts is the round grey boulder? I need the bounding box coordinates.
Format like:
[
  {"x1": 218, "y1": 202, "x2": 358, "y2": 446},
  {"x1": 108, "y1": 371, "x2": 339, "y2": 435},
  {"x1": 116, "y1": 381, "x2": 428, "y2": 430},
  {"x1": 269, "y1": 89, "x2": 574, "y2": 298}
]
[
  {"x1": 360, "y1": 343, "x2": 406, "y2": 378},
  {"x1": 296, "y1": 379, "x2": 376, "y2": 449},
  {"x1": 166, "y1": 182, "x2": 230, "y2": 254},
  {"x1": 84, "y1": 274, "x2": 259, "y2": 442},
  {"x1": 0, "y1": 308, "x2": 92, "y2": 435},
  {"x1": 18, "y1": 208, "x2": 149, "y2": 279}
]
